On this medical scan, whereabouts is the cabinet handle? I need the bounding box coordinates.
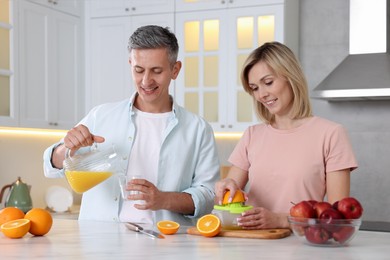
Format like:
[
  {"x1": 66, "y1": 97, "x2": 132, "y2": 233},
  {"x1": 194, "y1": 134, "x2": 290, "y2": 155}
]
[
  {"x1": 49, "y1": 122, "x2": 58, "y2": 126},
  {"x1": 221, "y1": 0, "x2": 226, "y2": 4},
  {"x1": 125, "y1": 8, "x2": 129, "y2": 12},
  {"x1": 221, "y1": 125, "x2": 225, "y2": 128},
  {"x1": 228, "y1": 125, "x2": 233, "y2": 128},
  {"x1": 132, "y1": 7, "x2": 136, "y2": 11}
]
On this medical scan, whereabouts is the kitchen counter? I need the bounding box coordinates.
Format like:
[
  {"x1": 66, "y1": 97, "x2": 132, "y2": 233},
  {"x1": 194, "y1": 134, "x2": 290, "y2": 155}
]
[{"x1": 1, "y1": 219, "x2": 389, "y2": 259}]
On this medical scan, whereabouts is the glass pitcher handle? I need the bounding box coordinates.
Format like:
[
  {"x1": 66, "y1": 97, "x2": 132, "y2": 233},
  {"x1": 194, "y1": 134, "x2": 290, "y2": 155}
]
[{"x1": 65, "y1": 142, "x2": 98, "y2": 160}]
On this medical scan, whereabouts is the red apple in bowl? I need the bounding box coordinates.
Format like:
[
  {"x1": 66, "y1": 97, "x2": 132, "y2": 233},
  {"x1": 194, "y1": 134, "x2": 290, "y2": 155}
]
[
  {"x1": 313, "y1": 202, "x2": 332, "y2": 218},
  {"x1": 337, "y1": 197, "x2": 363, "y2": 219},
  {"x1": 332, "y1": 226, "x2": 356, "y2": 244},
  {"x1": 319, "y1": 208, "x2": 344, "y2": 223},
  {"x1": 304, "y1": 226, "x2": 330, "y2": 244},
  {"x1": 319, "y1": 208, "x2": 344, "y2": 233},
  {"x1": 290, "y1": 201, "x2": 316, "y2": 218}
]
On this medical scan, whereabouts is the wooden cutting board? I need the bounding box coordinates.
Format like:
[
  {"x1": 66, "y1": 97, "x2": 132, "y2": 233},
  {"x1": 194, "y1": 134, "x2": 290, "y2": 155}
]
[{"x1": 187, "y1": 227, "x2": 291, "y2": 239}]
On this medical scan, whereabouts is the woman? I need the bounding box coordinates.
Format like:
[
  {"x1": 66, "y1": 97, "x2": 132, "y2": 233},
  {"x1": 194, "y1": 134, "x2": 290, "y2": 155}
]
[{"x1": 215, "y1": 42, "x2": 358, "y2": 229}]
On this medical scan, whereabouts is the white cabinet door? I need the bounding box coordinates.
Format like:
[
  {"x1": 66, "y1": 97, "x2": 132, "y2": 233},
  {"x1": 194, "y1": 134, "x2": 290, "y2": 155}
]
[
  {"x1": 88, "y1": 0, "x2": 174, "y2": 18},
  {"x1": 175, "y1": 3, "x2": 297, "y2": 132},
  {"x1": 27, "y1": 0, "x2": 81, "y2": 16},
  {"x1": 86, "y1": 13, "x2": 174, "y2": 111},
  {"x1": 175, "y1": 0, "x2": 282, "y2": 12},
  {"x1": 19, "y1": 1, "x2": 81, "y2": 129},
  {"x1": 88, "y1": 16, "x2": 133, "y2": 110},
  {"x1": 0, "y1": 0, "x2": 19, "y2": 127}
]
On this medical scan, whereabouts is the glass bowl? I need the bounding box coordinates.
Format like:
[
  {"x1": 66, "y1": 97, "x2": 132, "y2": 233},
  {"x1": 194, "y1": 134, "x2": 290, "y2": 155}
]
[{"x1": 288, "y1": 216, "x2": 361, "y2": 247}]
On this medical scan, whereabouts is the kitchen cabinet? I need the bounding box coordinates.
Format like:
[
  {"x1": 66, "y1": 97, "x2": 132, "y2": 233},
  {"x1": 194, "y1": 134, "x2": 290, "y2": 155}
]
[
  {"x1": 85, "y1": 3, "x2": 174, "y2": 111},
  {"x1": 175, "y1": 0, "x2": 280, "y2": 12},
  {"x1": 0, "y1": 0, "x2": 18, "y2": 127},
  {"x1": 18, "y1": 0, "x2": 82, "y2": 129},
  {"x1": 26, "y1": 0, "x2": 81, "y2": 16},
  {"x1": 88, "y1": 0, "x2": 174, "y2": 18},
  {"x1": 175, "y1": 1, "x2": 298, "y2": 132}
]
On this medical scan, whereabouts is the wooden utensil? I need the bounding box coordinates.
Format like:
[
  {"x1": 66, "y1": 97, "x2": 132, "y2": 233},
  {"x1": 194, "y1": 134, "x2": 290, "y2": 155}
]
[{"x1": 187, "y1": 227, "x2": 291, "y2": 239}]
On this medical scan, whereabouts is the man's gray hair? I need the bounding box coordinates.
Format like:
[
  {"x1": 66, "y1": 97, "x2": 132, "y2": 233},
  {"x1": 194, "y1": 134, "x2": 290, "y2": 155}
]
[{"x1": 128, "y1": 25, "x2": 179, "y2": 66}]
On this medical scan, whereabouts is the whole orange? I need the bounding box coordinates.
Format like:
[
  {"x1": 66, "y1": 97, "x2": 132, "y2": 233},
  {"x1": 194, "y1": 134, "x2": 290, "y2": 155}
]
[
  {"x1": 0, "y1": 207, "x2": 25, "y2": 227},
  {"x1": 24, "y1": 208, "x2": 53, "y2": 236}
]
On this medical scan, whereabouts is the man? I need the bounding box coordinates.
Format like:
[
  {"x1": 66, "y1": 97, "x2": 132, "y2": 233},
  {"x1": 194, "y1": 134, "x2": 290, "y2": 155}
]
[{"x1": 43, "y1": 25, "x2": 220, "y2": 225}]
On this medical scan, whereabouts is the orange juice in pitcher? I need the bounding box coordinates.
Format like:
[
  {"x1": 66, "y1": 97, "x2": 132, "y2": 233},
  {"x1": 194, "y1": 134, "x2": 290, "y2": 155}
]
[
  {"x1": 65, "y1": 170, "x2": 113, "y2": 193},
  {"x1": 63, "y1": 144, "x2": 120, "y2": 193}
]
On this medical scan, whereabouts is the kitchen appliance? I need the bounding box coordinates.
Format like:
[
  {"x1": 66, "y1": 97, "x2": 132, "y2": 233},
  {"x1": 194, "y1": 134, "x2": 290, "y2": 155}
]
[
  {"x1": 212, "y1": 203, "x2": 253, "y2": 230},
  {"x1": 0, "y1": 177, "x2": 33, "y2": 213},
  {"x1": 312, "y1": 0, "x2": 390, "y2": 100}
]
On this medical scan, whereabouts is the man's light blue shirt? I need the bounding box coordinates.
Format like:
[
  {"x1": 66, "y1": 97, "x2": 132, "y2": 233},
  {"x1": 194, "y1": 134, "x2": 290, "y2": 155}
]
[{"x1": 43, "y1": 93, "x2": 220, "y2": 225}]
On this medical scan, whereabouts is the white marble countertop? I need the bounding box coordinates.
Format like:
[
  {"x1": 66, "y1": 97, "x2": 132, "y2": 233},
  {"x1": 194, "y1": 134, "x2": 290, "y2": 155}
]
[{"x1": 1, "y1": 219, "x2": 389, "y2": 259}]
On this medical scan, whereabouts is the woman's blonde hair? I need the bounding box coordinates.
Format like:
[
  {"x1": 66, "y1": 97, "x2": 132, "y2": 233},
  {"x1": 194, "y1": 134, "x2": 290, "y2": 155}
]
[{"x1": 241, "y1": 42, "x2": 312, "y2": 124}]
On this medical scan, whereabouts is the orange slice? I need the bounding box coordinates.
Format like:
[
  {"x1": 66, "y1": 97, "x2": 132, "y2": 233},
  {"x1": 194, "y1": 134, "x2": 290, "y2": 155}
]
[
  {"x1": 196, "y1": 214, "x2": 221, "y2": 237},
  {"x1": 222, "y1": 190, "x2": 245, "y2": 205},
  {"x1": 1, "y1": 219, "x2": 31, "y2": 239},
  {"x1": 157, "y1": 220, "x2": 180, "y2": 235}
]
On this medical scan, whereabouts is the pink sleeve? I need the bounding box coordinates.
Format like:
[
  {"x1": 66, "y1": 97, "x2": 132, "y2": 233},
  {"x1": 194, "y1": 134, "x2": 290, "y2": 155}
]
[
  {"x1": 228, "y1": 128, "x2": 251, "y2": 171},
  {"x1": 325, "y1": 125, "x2": 358, "y2": 173}
]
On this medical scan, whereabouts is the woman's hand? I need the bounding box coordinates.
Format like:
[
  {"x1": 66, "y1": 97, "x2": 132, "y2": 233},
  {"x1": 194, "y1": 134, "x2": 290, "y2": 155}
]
[
  {"x1": 215, "y1": 166, "x2": 249, "y2": 205},
  {"x1": 237, "y1": 207, "x2": 290, "y2": 229},
  {"x1": 215, "y1": 178, "x2": 241, "y2": 205}
]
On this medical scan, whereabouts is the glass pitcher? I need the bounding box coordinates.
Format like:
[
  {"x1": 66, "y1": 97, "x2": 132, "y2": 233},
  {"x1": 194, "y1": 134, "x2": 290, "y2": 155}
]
[{"x1": 63, "y1": 144, "x2": 121, "y2": 194}]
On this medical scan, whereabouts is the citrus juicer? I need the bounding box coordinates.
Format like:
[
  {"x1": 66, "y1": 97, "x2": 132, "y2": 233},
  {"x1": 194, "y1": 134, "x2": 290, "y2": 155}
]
[{"x1": 212, "y1": 193, "x2": 253, "y2": 230}]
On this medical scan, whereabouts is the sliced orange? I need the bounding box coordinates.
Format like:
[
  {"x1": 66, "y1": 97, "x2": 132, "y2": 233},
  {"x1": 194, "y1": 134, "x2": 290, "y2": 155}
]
[
  {"x1": 24, "y1": 208, "x2": 53, "y2": 236},
  {"x1": 0, "y1": 207, "x2": 25, "y2": 227},
  {"x1": 222, "y1": 190, "x2": 245, "y2": 205},
  {"x1": 1, "y1": 219, "x2": 31, "y2": 239},
  {"x1": 157, "y1": 220, "x2": 180, "y2": 235},
  {"x1": 196, "y1": 214, "x2": 221, "y2": 237}
]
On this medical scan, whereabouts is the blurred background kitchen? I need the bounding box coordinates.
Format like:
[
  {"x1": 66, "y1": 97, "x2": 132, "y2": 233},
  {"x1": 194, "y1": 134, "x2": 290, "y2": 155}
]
[{"x1": 0, "y1": 0, "x2": 389, "y2": 222}]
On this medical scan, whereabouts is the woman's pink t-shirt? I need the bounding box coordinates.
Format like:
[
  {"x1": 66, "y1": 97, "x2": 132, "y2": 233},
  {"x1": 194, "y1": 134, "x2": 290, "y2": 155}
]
[{"x1": 228, "y1": 116, "x2": 358, "y2": 213}]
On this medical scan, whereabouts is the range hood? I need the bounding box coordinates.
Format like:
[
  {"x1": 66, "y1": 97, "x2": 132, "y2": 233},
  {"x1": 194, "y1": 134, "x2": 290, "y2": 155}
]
[{"x1": 312, "y1": 1, "x2": 390, "y2": 101}]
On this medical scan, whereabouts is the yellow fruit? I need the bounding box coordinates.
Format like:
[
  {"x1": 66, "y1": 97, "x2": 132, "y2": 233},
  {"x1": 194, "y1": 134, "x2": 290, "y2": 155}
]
[
  {"x1": 24, "y1": 208, "x2": 53, "y2": 236},
  {"x1": 0, "y1": 207, "x2": 25, "y2": 227},
  {"x1": 222, "y1": 190, "x2": 245, "y2": 205},
  {"x1": 1, "y1": 219, "x2": 31, "y2": 239},
  {"x1": 157, "y1": 220, "x2": 180, "y2": 235},
  {"x1": 196, "y1": 214, "x2": 221, "y2": 237}
]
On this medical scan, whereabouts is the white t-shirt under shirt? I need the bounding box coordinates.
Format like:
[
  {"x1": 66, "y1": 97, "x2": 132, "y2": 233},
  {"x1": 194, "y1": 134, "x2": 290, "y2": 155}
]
[{"x1": 119, "y1": 108, "x2": 172, "y2": 223}]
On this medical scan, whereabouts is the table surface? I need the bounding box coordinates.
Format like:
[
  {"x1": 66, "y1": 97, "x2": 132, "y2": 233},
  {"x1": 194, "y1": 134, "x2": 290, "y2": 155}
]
[{"x1": 1, "y1": 219, "x2": 389, "y2": 259}]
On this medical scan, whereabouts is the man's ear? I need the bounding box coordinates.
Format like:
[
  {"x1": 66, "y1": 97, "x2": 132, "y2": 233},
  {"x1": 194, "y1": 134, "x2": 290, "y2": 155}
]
[{"x1": 172, "y1": 61, "x2": 182, "y2": 80}]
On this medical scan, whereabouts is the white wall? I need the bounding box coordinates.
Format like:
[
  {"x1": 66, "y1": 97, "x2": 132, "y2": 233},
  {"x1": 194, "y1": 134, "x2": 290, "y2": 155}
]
[{"x1": 0, "y1": 133, "x2": 82, "y2": 210}]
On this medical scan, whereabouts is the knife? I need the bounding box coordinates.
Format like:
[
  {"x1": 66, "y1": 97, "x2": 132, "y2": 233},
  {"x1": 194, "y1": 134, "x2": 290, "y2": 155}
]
[{"x1": 125, "y1": 222, "x2": 165, "y2": 239}]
